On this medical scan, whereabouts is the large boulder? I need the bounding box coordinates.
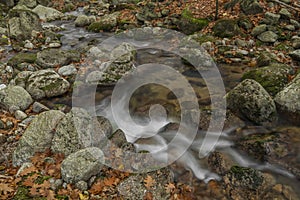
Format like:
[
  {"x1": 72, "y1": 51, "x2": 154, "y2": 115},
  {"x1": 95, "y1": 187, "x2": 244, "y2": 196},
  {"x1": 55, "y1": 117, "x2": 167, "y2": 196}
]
[
  {"x1": 226, "y1": 79, "x2": 277, "y2": 125},
  {"x1": 51, "y1": 107, "x2": 112, "y2": 156},
  {"x1": 8, "y1": 9, "x2": 42, "y2": 41},
  {"x1": 61, "y1": 147, "x2": 104, "y2": 184},
  {"x1": 36, "y1": 48, "x2": 80, "y2": 68},
  {"x1": 32, "y1": 5, "x2": 64, "y2": 22},
  {"x1": 242, "y1": 63, "x2": 294, "y2": 96},
  {"x1": 12, "y1": 110, "x2": 65, "y2": 166},
  {"x1": 274, "y1": 73, "x2": 300, "y2": 124},
  {"x1": 213, "y1": 19, "x2": 240, "y2": 38},
  {"x1": 0, "y1": 85, "x2": 33, "y2": 112},
  {"x1": 25, "y1": 69, "x2": 70, "y2": 100},
  {"x1": 178, "y1": 9, "x2": 209, "y2": 35}
]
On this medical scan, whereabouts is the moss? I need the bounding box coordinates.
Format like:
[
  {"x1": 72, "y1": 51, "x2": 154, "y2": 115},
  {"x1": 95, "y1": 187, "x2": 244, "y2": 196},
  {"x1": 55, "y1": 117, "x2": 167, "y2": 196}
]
[
  {"x1": 8, "y1": 53, "x2": 37, "y2": 67},
  {"x1": 87, "y1": 22, "x2": 114, "y2": 32},
  {"x1": 55, "y1": 195, "x2": 69, "y2": 200},
  {"x1": 13, "y1": 186, "x2": 31, "y2": 200},
  {"x1": 35, "y1": 175, "x2": 52, "y2": 184},
  {"x1": 0, "y1": 37, "x2": 8, "y2": 45},
  {"x1": 181, "y1": 9, "x2": 209, "y2": 28},
  {"x1": 178, "y1": 8, "x2": 209, "y2": 34},
  {"x1": 274, "y1": 43, "x2": 292, "y2": 51},
  {"x1": 193, "y1": 34, "x2": 216, "y2": 44}
]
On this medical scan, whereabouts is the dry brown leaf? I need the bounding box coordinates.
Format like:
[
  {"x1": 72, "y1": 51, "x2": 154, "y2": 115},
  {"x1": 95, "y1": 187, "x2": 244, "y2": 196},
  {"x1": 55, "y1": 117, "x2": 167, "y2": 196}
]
[{"x1": 144, "y1": 175, "x2": 156, "y2": 190}]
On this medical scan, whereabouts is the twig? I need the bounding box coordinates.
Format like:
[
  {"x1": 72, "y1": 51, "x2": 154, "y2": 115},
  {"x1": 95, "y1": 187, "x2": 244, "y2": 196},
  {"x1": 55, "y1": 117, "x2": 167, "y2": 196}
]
[{"x1": 269, "y1": 0, "x2": 300, "y2": 12}]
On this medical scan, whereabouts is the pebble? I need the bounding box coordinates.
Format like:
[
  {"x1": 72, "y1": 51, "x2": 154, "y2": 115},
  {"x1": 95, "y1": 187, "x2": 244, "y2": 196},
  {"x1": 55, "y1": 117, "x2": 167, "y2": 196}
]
[
  {"x1": 6, "y1": 120, "x2": 14, "y2": 129},
  {"x1": 49, "y1": 43, "x2": 61, "y2": 48},
  {"x1": 14, "y1": 110, "x2": 27, "y2": 120},
  {"x1": 0, "y1": 133, "x2": 6, "y2": 144},
  {"x1": 24, "y1": 40, "x2": 34, "y2": 49},
  {"x1": 0, "y1": 84, "x2": 6, "y2": 90},
  {"x1": 58, "y1": 64, "x2": 77, "y2": 76}
]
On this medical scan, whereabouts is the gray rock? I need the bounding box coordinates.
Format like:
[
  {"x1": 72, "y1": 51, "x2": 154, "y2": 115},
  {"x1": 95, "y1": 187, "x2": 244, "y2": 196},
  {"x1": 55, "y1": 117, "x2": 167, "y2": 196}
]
[
  {"x1": 226, "y1": 79, "x2": 277, "y2": 125},
  {"x1": 87, "y1": 12, "x2": 119, "y2": 32},
  {"x1": 0, "y1": 134, "x2": 6, "y2": 144},
  {"x1": 256, "y1": 51, "x2": 277, "y2": 67},
  {"x1": 289, "y1": 49, "x2": 300, "y2": 61},
  {"x1": 251, "y1": 24, "x2": 267, "y2": 36},
  {"x1": 208, "y1": 151, "x2": 237, "y2": 175},
  {"x1": 18, "y1": 0, "x2": 37, "y2": 8},
  {"x1": 36, "y1": 48, "x2": 80, "y2": 68},
  {"x1": 32, "y1": 101, "x2": 50, "y2": 113},
  {"x1": 274, "y1": 73, "x2": 300, "y2": 124},
  {"x1": 75, "y1": 181, "x2": 88, "y2": 191},
  {"x1": 51, "y1": 107, "x2": 111, "y2": 156},
  {"x1": 213, "y1": 19, "x2": 240, "y2": 38},
  {"x1": 9, "y1": 71, "x2": 33, "y2": 88},
  {"x1": 0, "y1": 0, "x2": 14, "y2": 7},
  {"x1": 32, "y1": 5, "x2": 64, "y2": 22},
  {"x1": 8, "y1": 9, "x2": 42, "y2": 41},
  {"x1": 257, "y1": 31, "x2": 278, "y2": 43},
  {"x1": 0, "y1": 86, "x2": 33, "y2": 112},
  {"x1": 240, "y1": 0, "x2": 263, "y2": 15},
  {"x1": 14, "y1": 110, "x2": 27, "y2": 120},
  {"x1": 290, "y1": 19, "x2": 300, "y2": 29},
  {"x1": 75, "y1": 15, "x2": 91, "y2": 27},
  {"x1": 284, "y1": 24, "x2": 295, "y2": 31},
  {"x1": 263, "y1": 12, "x2": 280, "y2": 25},
  {"x1": 25, "y1": 69, "x2": 70, "y2": 100},
  {"x1": 58, "y1": 64, "x2": 77, "y2": 76},
  {"x1": 61, "y1": 147, "x2": 104, "y2": 184},
  {"x1": 242, "y1": 63, "x2": 294, "y2": 96},
  {"x1": 0, "y1": 120, "x2": 5, "y2": 129},
  {"x1": 292, "y1": 36, "x2": 300, "y2": 49},
  {"x1": 279, "y1": 8, "x2": 292, "y2": 19},
  {"x1": 12, "y1": 110, "x2": 65, "y2": 166}
]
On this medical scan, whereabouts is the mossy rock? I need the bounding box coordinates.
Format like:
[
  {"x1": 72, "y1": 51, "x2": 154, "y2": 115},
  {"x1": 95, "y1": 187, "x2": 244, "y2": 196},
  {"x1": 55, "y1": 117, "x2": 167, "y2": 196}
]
[
  {"x1": 178, "y1": 9, "x2": 209, "y2": 35},
  {"x1": 88, "y1": 21, "x2": 114, "y2": 32},
  {"x1": 8, "y1": 53, "x2": 37, "y2": 68},
  {"x1": 242, "y1": 63, "x2": 294, "y2": 96},
  {"x1": 213, "y1": 19, "x2": 240, "y2": 38}
]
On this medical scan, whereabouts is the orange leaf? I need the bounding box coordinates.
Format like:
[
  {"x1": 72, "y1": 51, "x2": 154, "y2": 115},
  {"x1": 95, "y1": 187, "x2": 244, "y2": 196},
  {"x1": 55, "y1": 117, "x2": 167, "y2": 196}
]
[{"x1": 144, "y1": 175, "x2": 156, "y2": 190}]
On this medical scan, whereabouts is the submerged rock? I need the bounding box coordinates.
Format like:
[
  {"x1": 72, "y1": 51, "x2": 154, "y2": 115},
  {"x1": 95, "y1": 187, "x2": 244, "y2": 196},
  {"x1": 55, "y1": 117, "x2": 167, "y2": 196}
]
[
  {"x1": 226, "y1": 79, "x2": 277, "y2": 125},
  {"x1": 61, "y1": 147, "x2": 104, "y2": 184},
  {"x1": 0, "y1": 85, "x2": 33, "y2": 112},
  {"x1": 12, "y1": 110, "x2": 65, "y2": 166}
]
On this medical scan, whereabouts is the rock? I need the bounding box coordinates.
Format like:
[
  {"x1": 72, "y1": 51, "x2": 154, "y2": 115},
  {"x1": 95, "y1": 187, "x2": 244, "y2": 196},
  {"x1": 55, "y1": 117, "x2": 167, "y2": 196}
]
[
  {"x1": 263, "y1": 12, "x2": 280, "y2": 25},
  {"x1": 18, "y1": 0, "x2": 37, "y2": 8},
  {"x1": 251, "y1": 24, "x2": 267, "y2": 36},
  {"x1": 24, "y1": 40, "x2": 34, "y2": 49},
  {"x1": 32, "y1": 101, "x2": 49, "y2": 113},
  {"x1": 279, "y1": 8, "x2": 292, "y2": 19},
  {"x1": 0, "y1": 64, "x2": 14, "y2": 85},
  {"x1": 226, "y1": 79, "x2": 277, "y2": 125},
  {"x1": 58, "y1": 64, "x2": 77, "y2": 76},
  {"x1": 0, "y1": 133, "x2": 6, "y2": 144},
  {"x1": 25, "y1": 69, "x2": 70, "y2": 100},
  {"x1": 238, "y1": 17, "x2": 253, "y2": 31},
  {"x1": 14, "y1": 110, "x2": 27, "y2": 120},
  {"x1": 117, "y1": 168, "x2": 173, "y2": 200},
  {"x1": 61, "y1": 147, "x2": 104, "y2": 184},
  {"x1": 290, "y1": 19, "x2": 300, "y2": 29},
  {"x1": 51, "y1": 107, "x2": 111, "y2": 156},
  {"x1": 48, "y1": 42, "x2": 61, "y2": 48},
  {"x1": 9, "y1": 71, "x2": 33, "y2": 88},
  {"x1": 236, "y1": 127, "x2": 300, "y2": 179},
  {"x1": 292, "y1": 36, "x2": 300, "y2": 49},
  {"x1": 8, "y1": 9, "x2": 42, "y2": 41},
  {"x1": 36, "y1": 48, "x2": 80, "y2": 68},
  {"x1": 208, "y1": 151, "x2": 237, "y2": 175},
  {"x1": 274, "y1": 74, "x2": 300, "y2": 124},
  {"x1": 0, "y1": 86, "x2": 33, "y2": 112},
  {"x1": 75, "y1": 181, "x2": 88, "y2": 191},
  {"x1": 284, "y1": 24, "x2": 295, "y2": 31},
  {"x1": 257, "y1": 31, "x2": 278, "y2": 43},
  {"x1": 32, "y1": 5, "x2": 64, "y2": 22},
  {"x1": 240, "y1": 0, "x2": 263, "y2": 15},
  {"x1": 75, "y1": 15, "x2": 91, "y2": 27},
  {"x1": 109, "y1": 129, "x2": 127, "y2": 147},
  {"x1": 178, "y1": 9, "x2": 209, "y2": 35},
  {"x1": 213, "y1": 19, "x2": 240, "y2": 38},
  {"x1": 256, "y1": 51, "x2": 277, "y2": 67},
  {"x1": 87, "y1": 12, "x2": 119, "y2": 32},
  {"x1": 242, "y1": 63, "x2": 294, "y2": 96},
  {"x1": 0, "y1": 0, "x2": 14, "y2": 7},
  {"x1": 7, "y1": 53, "x2": 37, "y2": 69},
  {"x1": 289, "y1": 49, "x2": 300, "y2": 61},
  {"x1": 12, "y1": 110, "x2": 65, "y2": 166}
]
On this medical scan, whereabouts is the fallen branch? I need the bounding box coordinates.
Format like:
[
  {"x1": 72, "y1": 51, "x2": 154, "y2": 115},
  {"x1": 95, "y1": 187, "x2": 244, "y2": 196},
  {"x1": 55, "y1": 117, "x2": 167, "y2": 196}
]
[{"x1": 269, "y1": 0, "x2": 300, "y2": 12}]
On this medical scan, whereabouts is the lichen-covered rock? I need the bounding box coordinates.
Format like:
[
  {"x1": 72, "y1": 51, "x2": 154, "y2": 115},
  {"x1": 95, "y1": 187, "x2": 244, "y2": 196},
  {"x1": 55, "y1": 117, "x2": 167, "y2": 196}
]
[
  {"x1": 8, "y1": 9, "x2": 42, "y2": 41},
  {"x1": 25, "y1": 69, "x2": 70, "y2": 100},
  {"x1": 242, "y1": 63, "x2": 294, "y2": 96},
  {"x1": 240, "y1": 0, "x2": 263, "y2": 15},
  {"x1": 251, "y1": 24, "x2": 267, "y2": 36},
  {"x1": 236, "y1": 127, "x2": 300, "y2": 179},
  {"x1": 117, "y1": 168, "x2": 173, "y2": 200},
  {"x1": 61, "y1": 147, "x2": 104, "y2": 184},
  {"x1": 263, "y1": 12, "x2": 280, "y2": 25},
  {"x1": 257, "y1": 31, "x2": 278, "y2": 43},
  {"x1": 289, "y1": 49, "x2": 300, "y2": 61},
  {"x1": 36, "y1": 48, "x2": 80, "y2": 68},
  {"x1": 213, "y1": 19, "x2": 240, "y2": 38},
  {"x1": 274, "y1": 73, "x2": 300, "y2": 124},
  {"x1": 226, "y1": 79, "x2": 277, "y2": 125},
  {"x1": 51, "y1": 108, "x2": 111, "y2": 156},
  {"x1": 18, "y1": 0, "x2": 37, "y2": 8},
  {"x1": 32, "y1": 5, "x2": 64, "y2": 22},
  {"x1": 75, "y1": 15, "x2": 91, "y2": 27},
  {"x1": 12, "y1": 110, "x2": 65, "y2": 166},
  {"x1": 208, "y1": 151, "x2": 237, "y2": 175},
  {"x1": 0, "y1": 85, "x2": 33, "y2": 111},
  {"x1": 87, "y1": 12, "x2": 119, "y2": 32},
  {"x1": 7, "y1": 52, "x2": 37, "y2": 69}
]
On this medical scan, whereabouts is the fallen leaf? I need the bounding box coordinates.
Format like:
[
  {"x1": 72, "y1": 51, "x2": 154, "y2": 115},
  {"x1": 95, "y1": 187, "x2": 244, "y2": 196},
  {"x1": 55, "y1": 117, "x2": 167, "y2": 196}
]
[{"x1": 144, "y1": 175, "x2": 156, "y2": 190}]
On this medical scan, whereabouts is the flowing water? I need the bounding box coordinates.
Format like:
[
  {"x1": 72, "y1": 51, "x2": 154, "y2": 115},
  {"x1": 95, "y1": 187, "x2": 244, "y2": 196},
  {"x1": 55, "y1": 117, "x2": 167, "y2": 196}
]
[{"x1": 42, "y1": 11, "x2": 300, "y2": 195}]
